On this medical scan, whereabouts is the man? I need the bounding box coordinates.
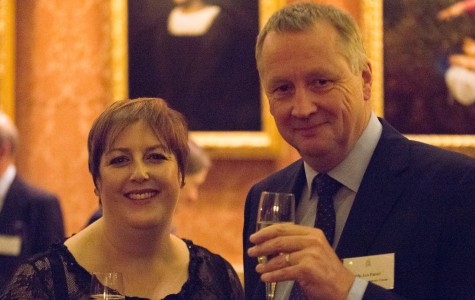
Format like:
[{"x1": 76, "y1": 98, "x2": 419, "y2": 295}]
[
  {"x1": 0, "y1": 112, "x2": 64, "y2": 289},
  {"x1": 243, "y1": 3, "x2": 475, "y2": 299}
]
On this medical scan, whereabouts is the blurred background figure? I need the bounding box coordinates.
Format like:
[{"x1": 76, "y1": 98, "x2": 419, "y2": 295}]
[
  {"x1": 0, "y1": 111, "x2": 64, "y2": 290},
  {"x1": 445, "y1": 37, "x2": 475, "y2": 106},
  {"x1": 438, "y1": 0, "x2": 475, "y2": 20},
  {"x1": 178, "y1": 138, "x2": 211, "y2": 204},
  {"x1": 86, "y1": 137, "x2": 211, "y2": 226},
  {"x1": 438, "y1": 2, "x2": 475, "y2": 106}
]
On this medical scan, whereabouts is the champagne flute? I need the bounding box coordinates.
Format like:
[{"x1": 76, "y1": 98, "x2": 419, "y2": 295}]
[
  {"x1": 90, "y1": 272, "x2": 125, "y2": 300},
  {"x1": 256, "y1": 191, "x2": 295, "y2": 300}
]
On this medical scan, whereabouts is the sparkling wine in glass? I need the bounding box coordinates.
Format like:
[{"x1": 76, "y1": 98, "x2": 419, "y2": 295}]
[
  {"x1": 256, "y1": 191, "x2": 295, "y2": 300},
  {"x1": 90, "y1": 272, "x2": 125, "y2": 300}
]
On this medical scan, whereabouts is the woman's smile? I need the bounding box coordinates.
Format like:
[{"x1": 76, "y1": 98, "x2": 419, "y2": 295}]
[{"x1": 125, "y1": 190, "x2": 159, "y2": 201}]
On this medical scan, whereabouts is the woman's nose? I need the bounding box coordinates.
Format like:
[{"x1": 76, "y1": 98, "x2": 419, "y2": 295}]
[{"x1": 131, "y1": 162, "x2": 150, "y2": 181}]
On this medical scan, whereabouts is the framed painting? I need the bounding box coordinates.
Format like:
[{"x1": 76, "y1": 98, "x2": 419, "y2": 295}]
[
  {"x1": 0, "y1": 0, "x2": 14, "y2": 120},
  {"x1": 110, "y1": 0, "x2": 287, "y2": 159},
  {"x1": 362, "y1": 0, "x2": 475, "y2": 155}
]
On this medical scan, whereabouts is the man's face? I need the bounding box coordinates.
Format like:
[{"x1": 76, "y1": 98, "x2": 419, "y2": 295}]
[{"x1": 258, "y1": 22, "x2": 372, "y2": 171}]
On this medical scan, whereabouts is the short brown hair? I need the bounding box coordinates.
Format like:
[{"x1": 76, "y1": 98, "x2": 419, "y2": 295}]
[{"x1": 88, "y1": 98, "x2": 189, "y2": 187}]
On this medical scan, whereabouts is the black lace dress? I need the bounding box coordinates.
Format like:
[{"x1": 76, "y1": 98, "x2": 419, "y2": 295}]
[{"x1": 0, "y1": 239, "x2": 243, "y2": 300}]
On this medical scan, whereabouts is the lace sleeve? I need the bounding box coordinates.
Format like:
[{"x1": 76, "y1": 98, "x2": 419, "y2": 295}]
[
  {"x1": 180, "y1": 240, "x2": 244, "y2": 299},
  {"x1": 0, "y1": 257, "x2": 55, "y2": 300},
  {"x1": 224, "y1": 260, "x2": 245, "y2": 300}
]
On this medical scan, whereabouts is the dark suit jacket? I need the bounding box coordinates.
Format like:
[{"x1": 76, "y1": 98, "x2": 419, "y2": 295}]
[
  {"x1": 0, "y1": 176, "x2": 64, "y2": 289},
  {"x1": 243, "y1": 119, "x2": 475, "y2": 299}
]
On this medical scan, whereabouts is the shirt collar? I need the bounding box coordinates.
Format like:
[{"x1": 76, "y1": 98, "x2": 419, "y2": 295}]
[{"x1": 0, "y1": 165, "x2": 17, "y2": 213}]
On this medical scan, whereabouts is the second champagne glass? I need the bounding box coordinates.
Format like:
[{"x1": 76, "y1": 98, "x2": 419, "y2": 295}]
[
  {"x1": 256, "y1": 191, "x2": 295, "y2": 300},
  {"x1": 90, "y1": 272, "x2": 125, "y2": 300}
]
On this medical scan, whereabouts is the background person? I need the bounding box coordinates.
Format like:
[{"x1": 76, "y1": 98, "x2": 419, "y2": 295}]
[
  {"x1": 445, "y1": 37, "x2": 475, "y2": 106},
  {"x1": 243, "y1": 3, "x2": 475, "y2": 299},
  {"x1": 1, "y1": 98, "x2": 242, "y2": 299},
  {"x1": 438, "y1": 1, "x2": 475, "y2": 106},
  {"x1": 178, "y1": 138, "x2": 211, "y2": 204},
  {"x1": 437, "y1": 0, "x2": 475, "y2": 20},
  {"x1": 0, "y1": 111, "x2": 64, "y2": 291}
]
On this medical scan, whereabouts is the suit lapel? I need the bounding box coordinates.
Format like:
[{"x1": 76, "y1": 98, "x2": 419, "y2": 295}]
[
  {"x1": 336, "y1": 120, "x2": 411, "y2": 258},
  {"x1": 284, "y1": 161, "x2": 306, "y2": 207},
  {"x1": 262, "y1": 160, "x2": 306, "y2": 205}
]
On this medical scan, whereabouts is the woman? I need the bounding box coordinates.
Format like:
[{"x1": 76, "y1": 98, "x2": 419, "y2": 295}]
[
  {"x1": 85, "y1": 137, "x2": 211, "y2": 225},
  {"x1": 0, "y1": 98, "x2": 243, "y2": 299}
]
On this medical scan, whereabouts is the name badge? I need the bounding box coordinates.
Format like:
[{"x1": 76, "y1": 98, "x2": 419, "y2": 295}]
[
  {"x1": 0, "y1": 234, "x2": 22, "y2": 256},
  {"x1": 343, "y1": 253, "x2": 395, "y2": 289}
]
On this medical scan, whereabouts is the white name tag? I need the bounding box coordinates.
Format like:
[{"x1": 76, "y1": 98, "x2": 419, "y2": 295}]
[
  {"x1": 343, "y1": 253, "x2": 395, "y2": 289},
  {"x1": 0, "y1": 234, "x2": 22, "y2": 256}
]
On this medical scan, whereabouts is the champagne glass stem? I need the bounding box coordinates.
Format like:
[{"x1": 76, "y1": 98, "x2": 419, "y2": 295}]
[{"x1": 266, "y1": 282, "x2": 276, "y2": 300}]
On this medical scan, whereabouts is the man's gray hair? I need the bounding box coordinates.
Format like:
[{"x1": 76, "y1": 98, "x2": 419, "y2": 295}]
[{"x1": 256, "y1": 2, "x2": 368, "y2": 74}]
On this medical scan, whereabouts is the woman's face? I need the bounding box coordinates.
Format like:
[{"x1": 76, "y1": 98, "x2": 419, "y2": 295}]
[{"x1": 95, "y1": 120, "x2": 181, "y2": 230}]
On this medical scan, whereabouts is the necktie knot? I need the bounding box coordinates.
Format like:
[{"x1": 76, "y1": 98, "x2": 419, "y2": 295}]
[{"x1": 314, "y1": 173, "x2": 342, "y2": 200}]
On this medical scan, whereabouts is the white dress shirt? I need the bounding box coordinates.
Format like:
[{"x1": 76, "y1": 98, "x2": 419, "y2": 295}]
[{"x1": 0, "y1": 165, "x2": 16, "y2": 214}]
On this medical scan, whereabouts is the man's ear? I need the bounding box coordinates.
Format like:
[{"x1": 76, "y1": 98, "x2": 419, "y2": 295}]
[{"x1": 362, "y1": 61, "x2": 373, "y2": 101}]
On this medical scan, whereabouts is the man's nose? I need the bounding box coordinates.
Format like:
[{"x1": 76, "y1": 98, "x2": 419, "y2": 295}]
[{"x1": 292, "y1": 89, "x2": 317, "y2": 117}]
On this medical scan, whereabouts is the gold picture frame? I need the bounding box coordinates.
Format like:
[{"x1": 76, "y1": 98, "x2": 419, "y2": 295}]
[
  {"x1": 110, "y1": 0, "x2": 286, "y2": 159},
  {"x1": 362, "y1": 0, "x2": 475, "y2": 156},
  {"x1": 0, "y1": 0, "x2": 14, "y2": 120}
]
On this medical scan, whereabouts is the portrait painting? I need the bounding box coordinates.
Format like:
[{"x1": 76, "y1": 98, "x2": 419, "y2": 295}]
[
  {"x1": 127, "y1": 0, "x2": 261, "y2": 132},
  {"x1": 383, "y1": 0, "x2": 475, "y2": 135}
]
